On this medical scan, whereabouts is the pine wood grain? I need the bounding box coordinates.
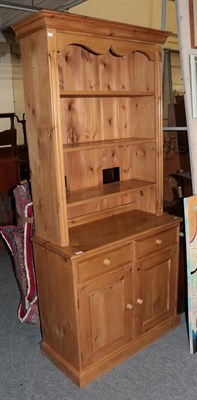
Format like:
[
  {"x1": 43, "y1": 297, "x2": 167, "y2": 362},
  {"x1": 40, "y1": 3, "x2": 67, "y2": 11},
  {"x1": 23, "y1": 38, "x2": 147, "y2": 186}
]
[{"x1": 13, "y1": 11, "x2": 180, "y2": 388}]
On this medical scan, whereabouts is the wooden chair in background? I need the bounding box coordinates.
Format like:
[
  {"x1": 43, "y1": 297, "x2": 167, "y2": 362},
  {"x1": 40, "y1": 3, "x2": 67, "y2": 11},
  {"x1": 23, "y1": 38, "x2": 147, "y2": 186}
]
[{"x1": 0, "y1": 113, "x2": 20, "y2": 194}]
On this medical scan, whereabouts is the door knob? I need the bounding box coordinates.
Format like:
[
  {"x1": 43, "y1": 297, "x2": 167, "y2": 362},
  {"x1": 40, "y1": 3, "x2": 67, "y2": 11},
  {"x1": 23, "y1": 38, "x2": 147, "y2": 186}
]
[
  {"x1": 103, "y1": 258, "x2": 111, "y2": 266},
  {"x1": 126, "y1": 303, "x2": 133, "y2": 310}
]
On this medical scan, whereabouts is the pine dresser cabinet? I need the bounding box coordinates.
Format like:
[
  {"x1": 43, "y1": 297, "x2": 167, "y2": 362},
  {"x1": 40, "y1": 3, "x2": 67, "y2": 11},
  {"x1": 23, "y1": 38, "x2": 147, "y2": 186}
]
[{"x1": 13, "y1": 10, "x2": 181, "y2": 387}]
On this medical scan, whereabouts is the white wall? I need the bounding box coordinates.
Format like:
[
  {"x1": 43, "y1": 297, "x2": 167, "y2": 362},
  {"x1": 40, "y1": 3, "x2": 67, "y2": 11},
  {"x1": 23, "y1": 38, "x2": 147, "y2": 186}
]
[
  {"x1": 0, "y1": 37, "x2": 25, "y2": 144},
  {"x1": 0, "y1": 38, "x2": 15, "y2": 131},
  {"x1": 72, "y1": 0, "x2": 163, "y2": 29},
  {"x1": 11, "y1": 51, "x2": 25, "y2": 144}
]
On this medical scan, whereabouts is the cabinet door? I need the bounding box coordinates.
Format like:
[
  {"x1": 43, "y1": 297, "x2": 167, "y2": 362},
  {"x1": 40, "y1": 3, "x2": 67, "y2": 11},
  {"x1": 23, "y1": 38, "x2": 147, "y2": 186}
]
[
  {"x1": 78, "y1": 266, "x2": 133, "y2": 368},
  {"x1": 135, "y1": 247, "x2": 178, "y2": 336}
]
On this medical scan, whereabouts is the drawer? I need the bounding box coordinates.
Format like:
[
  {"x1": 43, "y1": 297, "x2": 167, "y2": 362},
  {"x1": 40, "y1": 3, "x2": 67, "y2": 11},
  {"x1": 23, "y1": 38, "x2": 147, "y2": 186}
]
[
  {"x1": 136, "y1": 228, "x2": 178, "y2": 259},
  {"x1": 77, "y1": 244, "x2": 132, "y2": 282}
]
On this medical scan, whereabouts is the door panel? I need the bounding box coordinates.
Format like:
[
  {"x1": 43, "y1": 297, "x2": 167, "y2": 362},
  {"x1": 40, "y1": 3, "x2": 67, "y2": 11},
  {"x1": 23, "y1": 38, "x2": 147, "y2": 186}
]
[
  {"x1": 90, "y1": 279, "x2": 125, "y2": 352},
  {"x1": 136, "y1": 248, "x2": 178, "y2": 334},
  {"x1": 78, "y1": 266, "x2": 133, "y2": 367}
]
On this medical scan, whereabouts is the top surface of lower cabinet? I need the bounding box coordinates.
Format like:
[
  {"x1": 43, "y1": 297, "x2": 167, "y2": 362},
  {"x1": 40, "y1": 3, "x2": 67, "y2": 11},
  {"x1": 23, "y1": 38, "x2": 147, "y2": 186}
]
[{"x1": 33, "y1": 210, "x2": 181, "y2": 259}]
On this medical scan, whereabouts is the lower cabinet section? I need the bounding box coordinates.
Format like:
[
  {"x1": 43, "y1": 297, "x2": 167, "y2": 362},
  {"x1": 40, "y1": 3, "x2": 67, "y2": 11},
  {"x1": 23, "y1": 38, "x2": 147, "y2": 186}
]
[{"x1": 33, "y1": 219, "x2": 180, "y2": 387}]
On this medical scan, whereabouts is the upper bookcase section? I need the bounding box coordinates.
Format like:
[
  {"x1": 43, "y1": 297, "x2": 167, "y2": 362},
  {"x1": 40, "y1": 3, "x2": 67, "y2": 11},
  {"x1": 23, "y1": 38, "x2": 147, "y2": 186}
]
[{"x1": 13, "y1": 9, "x2": 170, "y2": 56}]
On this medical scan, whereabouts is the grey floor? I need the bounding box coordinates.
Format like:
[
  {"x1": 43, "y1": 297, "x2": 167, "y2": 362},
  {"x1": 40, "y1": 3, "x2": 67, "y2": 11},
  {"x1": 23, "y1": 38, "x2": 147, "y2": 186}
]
[{"x1": 1, "y1": 248, "x2": 197, "y2": 400}]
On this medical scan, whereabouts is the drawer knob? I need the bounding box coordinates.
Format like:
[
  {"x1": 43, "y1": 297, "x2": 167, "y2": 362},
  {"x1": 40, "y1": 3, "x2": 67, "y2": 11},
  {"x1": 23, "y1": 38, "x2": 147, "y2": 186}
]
[
  {"x1": 103, "y1": 258, "x2": 111, "y2": 266},
  {"x1": 137, "y1": 298, "x2": 143, "y2": 305},
  {"x1": 126, "y1": 303, "x2": 133, "y2": 310},
  {"x1": 155, "y1": 238, "x2": 162, "y2": 245}
]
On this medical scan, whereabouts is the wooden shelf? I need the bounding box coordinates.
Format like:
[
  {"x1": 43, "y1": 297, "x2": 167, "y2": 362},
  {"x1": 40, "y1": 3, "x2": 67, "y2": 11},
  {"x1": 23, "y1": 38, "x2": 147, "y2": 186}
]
[
  {"x1": 67, "y1": 179, "x2": 155, "y2": 207},
  {"x1": 63, "y1": 137, "x2": 155, "y2": 152},
  {"x1": 60, "y1": 90, "x2": 155, "y2": 98}
]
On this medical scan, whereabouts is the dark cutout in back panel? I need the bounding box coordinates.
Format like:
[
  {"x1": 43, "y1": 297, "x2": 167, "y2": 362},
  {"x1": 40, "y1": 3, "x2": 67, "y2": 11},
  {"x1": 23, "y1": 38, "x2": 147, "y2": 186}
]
[{"x1": 103, "y1": 167, "x2": 120, "y2": 184}]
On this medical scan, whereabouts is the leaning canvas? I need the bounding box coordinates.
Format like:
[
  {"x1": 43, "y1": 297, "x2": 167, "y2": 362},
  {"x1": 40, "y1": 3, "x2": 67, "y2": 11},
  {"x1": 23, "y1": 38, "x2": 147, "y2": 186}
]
[{"x1": 184, "y1": 195, "x2": 197, "y2": 353}]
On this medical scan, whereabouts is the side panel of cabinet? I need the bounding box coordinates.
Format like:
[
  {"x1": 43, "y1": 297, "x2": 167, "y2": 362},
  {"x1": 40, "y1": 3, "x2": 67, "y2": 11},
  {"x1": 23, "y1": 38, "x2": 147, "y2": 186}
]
[
  {"x1": 78, "y1": 266, "x2": 133, "y2": 367},
  {"x1": 135, "y1": 247, "x2": 178, "y2": 336},
  {"x1": 33, "y1": 243, "x2": 80, "y2": 369},
  {"x1": 20, "y1": 30, "x2": 69, "y2": 246}
]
